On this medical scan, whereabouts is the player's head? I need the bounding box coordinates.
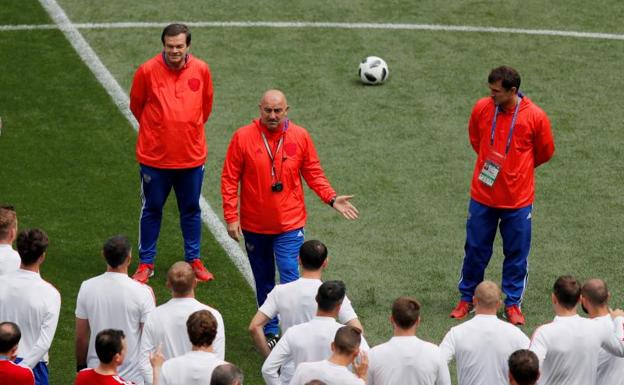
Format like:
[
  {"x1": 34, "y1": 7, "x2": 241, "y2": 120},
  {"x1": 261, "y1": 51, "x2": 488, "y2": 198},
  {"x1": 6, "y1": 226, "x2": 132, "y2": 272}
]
[
  {"x1": 391, "y1": 296, "x2": 420, "y2": 330},
  {"x1": 16, "y1": 228, "x2": 49, "y2": 266},
  {"x1": 167, "y1": 261, "x2": 197, "y2": 296},
  {"x1": 580, "y1": 278, "x2": 610, "y2": 313},
  {"x1": 211, "y1": 363, "x2": 244, "y2": 385},
  {"x1": 332, "y1": 325, "x2": 362, "y2": 357},
  {"x1": 316, "y1": 280, "x2": 346, "y2": 313},
  {"x1": 187, "y1": 310, "x2": 218, "y2": 348},
  {"x1": 161, "y1": 23, "x2": 191, "y2": 46},
  {"x1": 102, "y1": 235, "x2": 131, "y2": 268},
  {"x1": 0, "y1": 322, "x2": 21, "y2": 358},
  {"x1": 95, "y1": 329, "x2": 126, "y2": 366},
  {"x1": 299, "y1": 240, "x2": 328, "y2": 271},
  {"x1": 488, "y1": 66, "x2": 521, "y2": 107},
  {"x1": 508, "y1": 349, "x2": 539, "y2": 385},
  {"x1": 552, "y1": 275, "x2": 580, "y2": 310},
  {"x1": 0, "y1": 204, "x2": 17, "y2": 243},
  {"x1": 474, "y1": 280, "x2": 502, "y2": 311},
  {"x1": 259, "y1": 89, "x2": 289, "y2": 131}
]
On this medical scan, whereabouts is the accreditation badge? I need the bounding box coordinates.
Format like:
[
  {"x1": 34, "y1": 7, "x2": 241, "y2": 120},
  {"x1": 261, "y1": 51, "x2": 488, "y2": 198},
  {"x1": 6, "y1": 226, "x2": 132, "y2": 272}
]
[{"x1": 478, "y1": 149, "x2": 505, "y2": 187}]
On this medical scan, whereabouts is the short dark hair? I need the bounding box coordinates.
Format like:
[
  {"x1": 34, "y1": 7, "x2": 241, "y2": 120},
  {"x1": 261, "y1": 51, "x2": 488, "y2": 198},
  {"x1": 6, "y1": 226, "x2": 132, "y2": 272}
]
[
  {"x1": 581, "y1": 279, "x2": 609, "y2": 306},
  {"x1": 17, "y1": 228, "x2": 49, "y2": 265},
  {"x1": 0, "y1": 205, "x2": 17, "y2": 241},
  {"x1": 300, "y1": 240, "x2": 328, "y2": 270},
  {"x1": 553, "y1": 275, "x2": 581, "y2": 310},
  {"x1": 509, "y1": 349, "x2": 539, "y2": 385},
  {"x1": 103, "y1": 235, "x2": 131, "y2": 268},
  {"x1": 333, "y1": 325, "x2": 361, "y2": 355},
  {"x1": 211, "y1": 363, "x2": 244, "y2": 385},
  {"x1": 0, "y1": 322, "x2": 21, "y2": 353},
  {"x1": 187, "y1": 310, "x2": 218, "y2": 347},
  {"x1": 161, "y1": 23, "x2": 191, "y2": 46},
  {"x1": 316, "y1": 280, "x2": 346, "y2": 312},
  {"x1": 95, "y1": 329, "x2": 125, "y2": 364},
  {"x1": 488, "y1": 66, "x2": 521, "y2": 91},
  {"x1": 392, "y1": 296, "x2": 420, "y2": 329}
]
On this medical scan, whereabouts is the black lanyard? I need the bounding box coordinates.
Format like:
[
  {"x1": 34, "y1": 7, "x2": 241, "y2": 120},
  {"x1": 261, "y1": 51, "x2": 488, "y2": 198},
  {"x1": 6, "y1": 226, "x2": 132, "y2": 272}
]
[{"x1": 489, "y1": 97, "x2": 521, "y2": 155}]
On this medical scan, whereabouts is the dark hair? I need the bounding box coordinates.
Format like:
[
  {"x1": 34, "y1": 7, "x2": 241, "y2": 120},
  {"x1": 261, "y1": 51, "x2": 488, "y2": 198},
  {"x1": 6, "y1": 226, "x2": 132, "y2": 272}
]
[
  {"x1": 211, "y1": 363, "x2": 244, "y2": 385},
  {"x1": 488, "y1": 66, "x2": 521, "y2": 91},
  {"x1": 17, "y1": 228, "x2": 49, "y2": 265},
  {"x1": 300, "y1": 240, "x2": 328, "y2": 270},
  {"x1": 508, "y1": 349, "x2": 539, "y2": 385},
  {"x1": 392, "y1": 297, "x2": 421, "y2": 329},
  {"x1": 316, "y1": 280, "x2": 346, "y2": 312},
  {"x1": 553, "y1": 275, "x2": 581, "y2": 310},
  {"x1": 0, "y1": 205, "x2": 17, "y2": 240},
  {"x1": 0, "y1": 322, "x2": 21, "y2": 353},
  {"x1": 161, "y1": 23, "x2": 191, "y2": 46},
  {"x1": 333, "y1": 325, "x2": 361, "y2": 355},
  {"x1": 187, "y1": 310, "x2": 218, "y2": 347},
  {"x1": 95, "y1": 329, "x2": 125, "y2": 364},
  {"x1": 581, "y1": 279, "x2": 609, "y2": 306},
  {"x1": 103, "y1": 235, "x2": 131, "y2": 268}
]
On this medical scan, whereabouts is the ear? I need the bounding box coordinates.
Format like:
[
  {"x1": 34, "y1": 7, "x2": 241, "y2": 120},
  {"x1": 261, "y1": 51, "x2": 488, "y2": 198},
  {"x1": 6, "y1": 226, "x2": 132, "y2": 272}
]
[
  {"x1": 551, "y1": 293, "x2": 557, "y2": 305},
  {"x1": 330, "y1": 342, "x2": 336, "y2": 353},
  {"x1": 322, "y1": 257, "x2": 329, "y2": 268}
]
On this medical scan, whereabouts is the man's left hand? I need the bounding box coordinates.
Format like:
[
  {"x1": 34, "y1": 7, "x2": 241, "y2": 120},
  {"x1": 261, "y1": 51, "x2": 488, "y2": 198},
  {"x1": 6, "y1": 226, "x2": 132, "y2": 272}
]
[{"x1": 332, "y1": 195, "x2": 359, "y2": 220}]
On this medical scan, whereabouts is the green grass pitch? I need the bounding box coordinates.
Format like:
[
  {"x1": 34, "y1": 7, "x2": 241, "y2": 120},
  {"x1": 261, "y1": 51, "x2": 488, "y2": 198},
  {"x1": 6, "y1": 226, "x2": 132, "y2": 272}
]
[{"x1": 1, "y1": 0, "x2": 623, "y2": 384}]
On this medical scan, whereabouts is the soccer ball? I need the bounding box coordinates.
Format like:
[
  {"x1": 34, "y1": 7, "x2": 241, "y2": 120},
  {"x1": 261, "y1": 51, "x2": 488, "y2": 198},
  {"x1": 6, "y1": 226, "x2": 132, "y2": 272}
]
[{"x1": 358, "y1": 56, "x2": 389, "y2": 85}]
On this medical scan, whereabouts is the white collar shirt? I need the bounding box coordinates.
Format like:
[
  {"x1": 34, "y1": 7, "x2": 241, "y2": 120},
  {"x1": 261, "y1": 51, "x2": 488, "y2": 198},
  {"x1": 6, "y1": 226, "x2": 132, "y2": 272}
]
[
  {"x1": 289, "y1": 360, "x2": 364, "y2": 385},
  {"x1": 159, "y1": 351, "x2": 225, "y2": 385},
  {"x1": 0, "y1": 244, "x2": 20, "y2": 275}
]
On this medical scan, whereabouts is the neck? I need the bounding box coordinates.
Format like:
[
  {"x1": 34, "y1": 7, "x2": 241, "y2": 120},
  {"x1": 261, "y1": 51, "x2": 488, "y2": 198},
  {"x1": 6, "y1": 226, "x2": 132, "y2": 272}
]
[
  {"x1": 191, "y1": 345, "x2": 214, "y2": 353},
  {"x1": 20, "y1": 263, "x2": 39, "y2": 273},
  {"x1": 328, "y1": 352, "x2": 352, "y2": 367},
  {"x1": 172, "y1": 291, "x2": 194, "y2": 299},
  {"x1": 475, "y1": 307, "x2": 498, "y2": 316},
  {"x1": 95, "y1": 363, "x2": 118, "y2": 376},
  {"x1": 393, "y1": 326, "x2": 416, "y2": 337},
  {"x1": 502, "y1": 94, "x2": 519, "y2": 110},
  {"x1": 316, "y1": 309, "x2": 338, "y2": 319},
  {"x1": 300, "y1": 269, "x2": 322, "y2": 280},
  {"x1": 106, "y1": 266, "x2": 128, "y2": 274},
  {"x1": 555, "y1": 306, "x2": 578, "y2": 317},
  {"x1": 589, "y1": 305, "x2": 610, "y2": 318}
]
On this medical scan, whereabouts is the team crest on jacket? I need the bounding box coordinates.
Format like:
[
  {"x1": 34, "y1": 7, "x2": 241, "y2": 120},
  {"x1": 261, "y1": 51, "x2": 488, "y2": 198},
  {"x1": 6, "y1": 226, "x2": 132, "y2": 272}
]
[{"x1": 188, "y1": 78, "x2": 200, "y2": 92}]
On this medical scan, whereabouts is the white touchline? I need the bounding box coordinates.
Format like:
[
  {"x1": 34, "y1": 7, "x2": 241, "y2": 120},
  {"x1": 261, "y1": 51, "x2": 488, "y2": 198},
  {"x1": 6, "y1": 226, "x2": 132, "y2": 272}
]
[
  {"x1": 37, "y1": 0, "x2": 256, "y2": 289},
  {"x1": 3, "y1": 20, "x2": 624, "y2": 40}
]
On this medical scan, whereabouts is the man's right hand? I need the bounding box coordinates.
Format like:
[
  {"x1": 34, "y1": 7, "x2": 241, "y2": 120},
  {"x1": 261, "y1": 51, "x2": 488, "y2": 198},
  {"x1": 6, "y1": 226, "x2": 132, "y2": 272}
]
[{"x1": 227, "y1": 221, "x2": 242, "y2": 242}]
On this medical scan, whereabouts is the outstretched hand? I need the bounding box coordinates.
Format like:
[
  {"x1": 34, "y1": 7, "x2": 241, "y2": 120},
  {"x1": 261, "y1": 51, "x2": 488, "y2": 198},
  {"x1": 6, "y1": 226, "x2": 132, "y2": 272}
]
[{"x1": 332, "y1": 195, "x2": 359, "y2": 220}]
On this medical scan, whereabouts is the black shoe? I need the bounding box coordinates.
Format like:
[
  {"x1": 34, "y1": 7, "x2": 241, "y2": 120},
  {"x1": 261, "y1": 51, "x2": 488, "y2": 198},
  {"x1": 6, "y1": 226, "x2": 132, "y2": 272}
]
[{"x1": 266, "y1": 333, "x2": 280, "y2": 350}]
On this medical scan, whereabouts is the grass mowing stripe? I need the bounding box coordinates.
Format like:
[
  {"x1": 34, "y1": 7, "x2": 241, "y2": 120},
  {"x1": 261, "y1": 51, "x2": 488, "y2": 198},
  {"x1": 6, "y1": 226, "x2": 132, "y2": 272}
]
[
  {"x1": 36, "y1": 0, "x2": 255, "y2": 289},
  {"x1": 3, "y1": 20, "x2": 624, "y2": 41}
]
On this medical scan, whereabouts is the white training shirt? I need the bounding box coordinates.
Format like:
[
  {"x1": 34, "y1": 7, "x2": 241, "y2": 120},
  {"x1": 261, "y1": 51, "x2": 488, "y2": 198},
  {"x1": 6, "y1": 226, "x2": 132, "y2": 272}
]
[
  {"x1": 290, "y1": 360, "x2": 365, "y2": 385},
  {"x1": 140, "y1": 297, "x2": 226, "y2": 385},
  {"x1": 439, "y1": 314, "x2": 530, "y2": 385},
  {"x1": 595, "y1": 315, "x2": 624, "y2": 385},
  {"x1": 262, "y1": 316, "x2": 370, "y2": 385},
  {"x1": 369, "y1": 336, "x2": 451, "y2": 385},
  {"x1": 0, "y1": 244, "x2": 20, "y2": 275},
  {"x1": 0, "y1": 269, "x2": 61, "y2": 368},
  {"x1": 530, "y1": 315, "x2": 624, "y2": 385},
  {"x1": 75, "y1": 272, "x2": 155, "y2": 384},
  {"x1": 159, "y1": 350, "x2": 225, "y2": 385},
  {"x1": 259, "y1": 277, "x2": 358, "y2": 333}
]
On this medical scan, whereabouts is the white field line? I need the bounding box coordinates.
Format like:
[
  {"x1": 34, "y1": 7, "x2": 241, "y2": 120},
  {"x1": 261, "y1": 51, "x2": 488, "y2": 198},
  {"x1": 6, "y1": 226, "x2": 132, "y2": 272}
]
[
  {"x1": 37, "y1": 0, "x2": 256, "y2": 289},
  {"x1": 4, "y1": 20, "x2": 624, "y2": 41}
]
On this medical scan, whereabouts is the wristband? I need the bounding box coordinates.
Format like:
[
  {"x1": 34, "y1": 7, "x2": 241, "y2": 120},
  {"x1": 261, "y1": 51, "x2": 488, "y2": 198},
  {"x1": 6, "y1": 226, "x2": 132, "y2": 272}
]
[{"x1": 329, "y1": 197, "x2": 336, "y2": 207}]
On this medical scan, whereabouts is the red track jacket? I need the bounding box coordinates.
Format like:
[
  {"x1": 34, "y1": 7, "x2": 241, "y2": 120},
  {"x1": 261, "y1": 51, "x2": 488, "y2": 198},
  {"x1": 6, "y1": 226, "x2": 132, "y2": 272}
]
[
  {"x1": 130, "y1": 53, "x2": 213, "y2": 169},
  {"x1": 221, "y1": 119, "x2": 336, "y2": 234},
  {"x1": 469, "y1": 96, "x2": 555, "y2": 208}
]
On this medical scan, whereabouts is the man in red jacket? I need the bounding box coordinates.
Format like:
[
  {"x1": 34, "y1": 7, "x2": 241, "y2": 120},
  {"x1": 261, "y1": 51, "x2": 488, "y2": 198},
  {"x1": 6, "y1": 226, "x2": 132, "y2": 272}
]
[
  {"x1": 129, "y1": 23, "x2": 214, "y2": 283},
  {"x1": 221, "y1": 89, "x2": 358, "y2": 342},
  {"x1": 450, "y1": 66, "x2": 555, "y2": 325}
]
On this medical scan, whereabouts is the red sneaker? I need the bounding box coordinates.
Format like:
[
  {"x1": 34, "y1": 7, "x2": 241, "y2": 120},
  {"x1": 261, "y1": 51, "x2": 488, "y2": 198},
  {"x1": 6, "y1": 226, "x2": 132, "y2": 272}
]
[
  {"x1": 190, "y1": 259, "x2": 214, "y2": 282},
  {"x1": 505, "y1": 305, "x2": 526, "y2": 325},
  {"x1": 450, "y1": 300, "x2": 473, "y2": 319},
  {"x1": 132, "y1": 263, "x2": 154, "y2": 284}
]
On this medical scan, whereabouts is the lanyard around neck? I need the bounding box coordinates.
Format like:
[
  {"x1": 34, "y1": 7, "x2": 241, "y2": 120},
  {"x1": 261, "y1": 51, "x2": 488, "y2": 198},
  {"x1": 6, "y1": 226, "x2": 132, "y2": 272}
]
[
  {"x1": 489, "y1": 97, "x2": 521, "y2": 155},
  {"x1": 260, "y1": 120, "x2": 288, "y2": 180}
]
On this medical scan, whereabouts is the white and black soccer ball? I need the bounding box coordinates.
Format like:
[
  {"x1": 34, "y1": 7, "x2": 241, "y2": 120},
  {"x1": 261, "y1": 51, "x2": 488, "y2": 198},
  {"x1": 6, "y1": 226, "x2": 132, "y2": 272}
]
[{"x1": 358, "y1": 56, "x2": 389, "y2": 85}]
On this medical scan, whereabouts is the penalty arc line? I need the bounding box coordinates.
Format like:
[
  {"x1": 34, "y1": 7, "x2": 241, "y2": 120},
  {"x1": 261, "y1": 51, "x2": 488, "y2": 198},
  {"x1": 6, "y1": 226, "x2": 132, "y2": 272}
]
[
  {"x1": 36, "y1": 0, "x2": 256, "y2": 289},
  {"x1": 3, "y1": 20, "x2": 624, "y2": 41}
]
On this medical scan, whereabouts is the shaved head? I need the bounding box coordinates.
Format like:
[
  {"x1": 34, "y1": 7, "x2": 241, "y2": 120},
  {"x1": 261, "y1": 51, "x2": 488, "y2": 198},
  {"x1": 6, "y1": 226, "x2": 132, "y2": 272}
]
[
  {"x1": 167, "y1": 261, "x2": 196, "y2": 295},
  {"x1": 259, "y1": 89, "x2": 289, "y2": 131},
  {"x1": 581, "y1": 278, "x2": 609, "y2": 306},
  {"x1": 474, "y1": 280, "x2": 501, "y2": 309}
]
